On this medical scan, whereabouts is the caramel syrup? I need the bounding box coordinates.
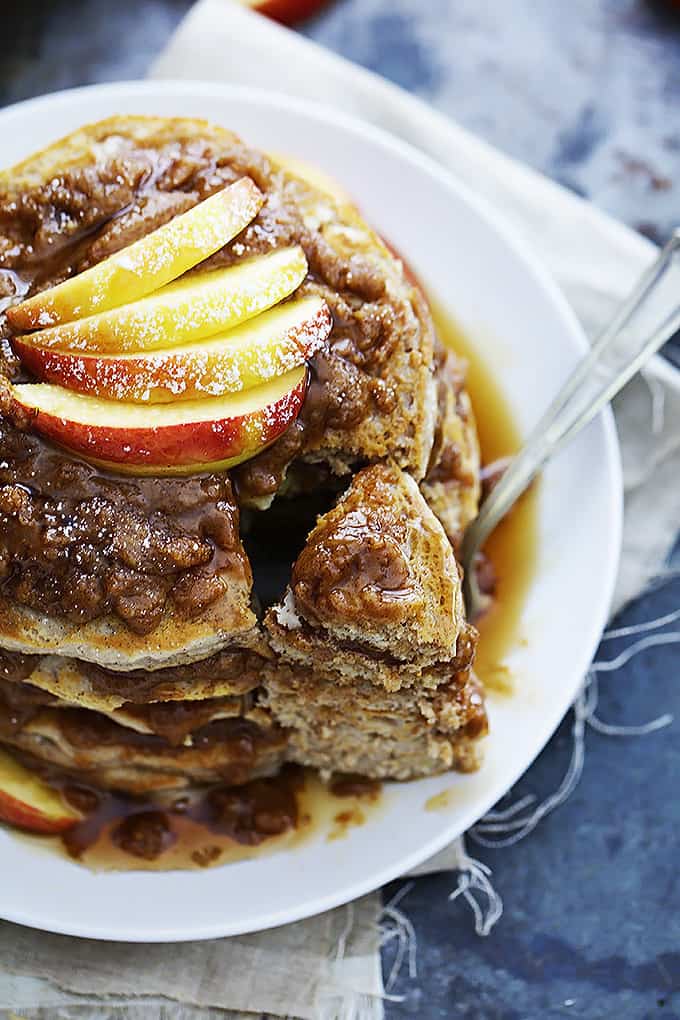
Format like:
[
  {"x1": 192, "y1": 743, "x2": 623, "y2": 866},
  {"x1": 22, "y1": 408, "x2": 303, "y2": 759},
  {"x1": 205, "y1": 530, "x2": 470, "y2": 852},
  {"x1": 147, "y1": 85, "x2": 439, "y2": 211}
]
[
  {"x1": 14, "y1": 768, "x2": 385, "y2": 872},
  {"x1": 430, "y1": 297, "x2": 538, "y2": 689}
]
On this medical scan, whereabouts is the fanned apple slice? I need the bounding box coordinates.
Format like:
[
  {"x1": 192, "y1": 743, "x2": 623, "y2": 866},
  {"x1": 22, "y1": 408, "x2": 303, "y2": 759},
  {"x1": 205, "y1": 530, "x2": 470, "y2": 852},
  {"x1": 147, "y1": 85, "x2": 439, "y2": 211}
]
[
  {"x1": 12, "y1": 366, "x2": 307, "y2": 475},
  {"x1": 14, "y1": 295, "x2": 331, "y2": 404},
  {"x1": 7, "y1": 177, "x2": 265, "y2": 331},
  {"x1": 18, "y1": 246, "x2": 309, "y2": 355},
  {"x1": 0, "y1": 749, "x2": 80, "y2": 835}
]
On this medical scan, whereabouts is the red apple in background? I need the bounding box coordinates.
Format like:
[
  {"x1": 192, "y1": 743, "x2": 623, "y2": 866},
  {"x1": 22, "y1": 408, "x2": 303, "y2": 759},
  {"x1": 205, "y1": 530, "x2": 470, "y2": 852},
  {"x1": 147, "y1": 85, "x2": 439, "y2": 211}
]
[
  {"x1": 0, "y1": 749, "x2": 80, "y2": 835},
  {"x1": 236, "y1": 0, "x2": 332, "y2": 26},
  {"x1": 11, "y1": 366, "x2": 308, "y2": 475}
]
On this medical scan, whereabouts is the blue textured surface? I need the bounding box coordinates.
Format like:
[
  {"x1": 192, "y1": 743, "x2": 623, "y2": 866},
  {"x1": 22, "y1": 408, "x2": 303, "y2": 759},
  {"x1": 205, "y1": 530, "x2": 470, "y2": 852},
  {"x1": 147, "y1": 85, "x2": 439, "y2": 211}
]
[
  {"x1": 0, "y1": 2, "x2": 678, "y2": 1017},
  {"x1": 383, "y1": 572, "x2": 680, "y2": 1018}
]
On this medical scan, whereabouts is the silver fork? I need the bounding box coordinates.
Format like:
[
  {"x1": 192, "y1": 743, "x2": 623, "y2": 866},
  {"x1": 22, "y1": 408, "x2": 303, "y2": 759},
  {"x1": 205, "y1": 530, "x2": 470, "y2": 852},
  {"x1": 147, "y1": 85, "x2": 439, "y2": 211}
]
[{"x1": 461, "y1": 229, "x2": 680, "y2": 619}]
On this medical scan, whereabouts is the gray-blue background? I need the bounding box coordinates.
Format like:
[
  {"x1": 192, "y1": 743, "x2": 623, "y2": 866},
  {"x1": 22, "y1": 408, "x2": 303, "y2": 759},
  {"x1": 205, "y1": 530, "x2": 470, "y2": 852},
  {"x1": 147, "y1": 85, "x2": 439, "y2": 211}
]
[{"x1": 1, "y1": 2, "x2": 679, "y2": 1016}]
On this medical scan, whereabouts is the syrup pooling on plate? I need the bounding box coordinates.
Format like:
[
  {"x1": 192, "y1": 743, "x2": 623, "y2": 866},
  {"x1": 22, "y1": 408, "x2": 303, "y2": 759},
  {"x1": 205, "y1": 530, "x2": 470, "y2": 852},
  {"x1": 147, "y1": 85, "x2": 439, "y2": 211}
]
[
  {"x1": 430, "y1": 297, "x2": 538, "y2": 690},
  {"x1": 12, "y1": 766, "x2": 384, "y2": 870}
]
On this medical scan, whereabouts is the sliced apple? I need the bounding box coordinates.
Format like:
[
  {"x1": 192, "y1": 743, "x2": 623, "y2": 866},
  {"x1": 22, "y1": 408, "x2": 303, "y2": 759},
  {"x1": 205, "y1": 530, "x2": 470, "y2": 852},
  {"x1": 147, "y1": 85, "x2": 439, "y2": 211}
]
[
  {"x1": 18, "y1": 246, "x2": 309, "y2": 355},
  {"x1": 0, "y1": 748, "x2": 80, "y2": 835},
  {"x1": 14, "y1": 295, "x2": 331, "y2": 404},
  {"x1": 12, "y1": 366, "x2": 307, "y2": 475},
  {"x1": 7, "y1": 177, "x2": 265, "y2": 331}
]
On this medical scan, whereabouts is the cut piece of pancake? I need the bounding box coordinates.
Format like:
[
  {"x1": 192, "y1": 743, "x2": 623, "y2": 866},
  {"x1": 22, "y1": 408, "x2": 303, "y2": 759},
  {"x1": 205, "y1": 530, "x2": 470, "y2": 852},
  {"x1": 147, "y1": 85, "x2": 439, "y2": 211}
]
[
  {"x1": 265, "y1": 463, "x2": 472, "y2": 686},
  {"x1": 266, "y1": 595, "x2": 477, "y2": 692},
  {"x1": 0, "y1": 647, "x2": 266, "y2": 712},
  {"x1": 421, "y1": 344, "x2": 481, "y2": 551},
  {"x1": 264, "y1": 665, "x2": 487, "y2": 779},
  {"x1": 263, "y1": 461, "x2": 485, "y2": 780}
]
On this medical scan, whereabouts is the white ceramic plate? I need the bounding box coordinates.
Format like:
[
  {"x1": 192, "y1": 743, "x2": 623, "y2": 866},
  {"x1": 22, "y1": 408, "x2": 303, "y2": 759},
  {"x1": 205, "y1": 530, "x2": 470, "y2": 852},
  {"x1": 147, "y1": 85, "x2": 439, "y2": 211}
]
[{"x1": 0, "y1": 81, "x2": 622, "y2": 941}]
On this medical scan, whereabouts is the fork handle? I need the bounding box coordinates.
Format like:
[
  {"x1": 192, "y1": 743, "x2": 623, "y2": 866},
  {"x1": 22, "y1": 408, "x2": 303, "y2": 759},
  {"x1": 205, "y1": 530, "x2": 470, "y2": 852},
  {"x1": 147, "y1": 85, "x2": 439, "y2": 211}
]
[{"x1": 462, "y1": 229, "x2": 680, "y2": 588}]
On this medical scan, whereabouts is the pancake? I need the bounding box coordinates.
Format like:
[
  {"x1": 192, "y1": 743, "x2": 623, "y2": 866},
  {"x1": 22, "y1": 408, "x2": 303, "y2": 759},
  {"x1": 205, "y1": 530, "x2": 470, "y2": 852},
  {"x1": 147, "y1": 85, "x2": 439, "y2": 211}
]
[
  {"x1": 0, "y1": 599, "x2": 263, "y2": 673},
  {"x1": 264, "y1": 666, "x2": 487, "y2": 779},
  {"x1": 0, "y1": 114, "x2": 439, "y2": 668},
  {"x1": 0, "y1": 677, "x2": 286, "y2": 794},
  {"x1": 0, "y1": 647, "x2": 266, "y2": 712},
  {"x1": 0, "y1": 420, "x2": 258, "y2": 668},
  {"x1": 0, "y1": 114, "x2": 486, "y2": 807},
  {"x1": 1, "y1": 718, "x2": 287, "y2": 794},
  {"x1": 0, "y1": 673, "x2": 253, "y2": 741},
  {"x1": 265, "y1": 464, "x2": 474, "y2": 686}
]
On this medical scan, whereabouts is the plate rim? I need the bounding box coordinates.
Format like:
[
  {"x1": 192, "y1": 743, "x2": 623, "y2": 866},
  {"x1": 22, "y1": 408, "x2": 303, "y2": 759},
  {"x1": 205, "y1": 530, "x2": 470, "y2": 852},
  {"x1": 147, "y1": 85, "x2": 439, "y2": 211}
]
[{"x1": 0, "y1": 79, "x2": 623, "y2": 941}]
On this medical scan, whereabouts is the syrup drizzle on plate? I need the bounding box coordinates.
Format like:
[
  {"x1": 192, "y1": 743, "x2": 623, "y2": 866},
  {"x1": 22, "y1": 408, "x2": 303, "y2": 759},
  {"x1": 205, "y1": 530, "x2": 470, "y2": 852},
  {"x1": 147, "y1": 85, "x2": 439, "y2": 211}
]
[{"x1": 431, "y1": 297, "x2": 538, "y2": 691}]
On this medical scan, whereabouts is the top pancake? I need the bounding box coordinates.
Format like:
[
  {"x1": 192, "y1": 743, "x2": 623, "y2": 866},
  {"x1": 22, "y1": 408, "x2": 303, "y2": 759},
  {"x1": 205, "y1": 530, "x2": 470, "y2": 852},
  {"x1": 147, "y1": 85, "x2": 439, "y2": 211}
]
[{"x1": 0, "y1": 115, "x2": 441, "y2": 668}]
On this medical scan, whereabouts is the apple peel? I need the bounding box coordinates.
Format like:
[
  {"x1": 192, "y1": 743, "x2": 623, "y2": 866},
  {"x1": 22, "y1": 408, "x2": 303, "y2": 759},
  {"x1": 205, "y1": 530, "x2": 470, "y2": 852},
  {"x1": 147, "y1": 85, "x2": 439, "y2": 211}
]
[
  {"x1": 0, "y1": 749, "x2": 80, "y2": 835},
  {"x1": 14, "y1": 295, "x2": 331, "y2": 404},
  {"x1": 12, "y1": 366, "x2": 308, "y2": 474}
]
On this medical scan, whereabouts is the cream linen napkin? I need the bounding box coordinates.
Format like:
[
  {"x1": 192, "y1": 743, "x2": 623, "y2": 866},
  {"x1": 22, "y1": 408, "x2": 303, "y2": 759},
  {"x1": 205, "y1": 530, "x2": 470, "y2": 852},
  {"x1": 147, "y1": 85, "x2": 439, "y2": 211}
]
[{"x1": 3, "y1": 3, "x2": 680, "y2": 1019}]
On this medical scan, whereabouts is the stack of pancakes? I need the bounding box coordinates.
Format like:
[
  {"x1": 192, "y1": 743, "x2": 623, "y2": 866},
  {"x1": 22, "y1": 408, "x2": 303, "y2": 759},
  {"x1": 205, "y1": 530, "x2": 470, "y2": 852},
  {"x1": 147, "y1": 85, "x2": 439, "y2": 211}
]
[
  {"x1": 266, "y1": 463, "x2": 486, "y2": 778},
  {"x1": 0, "y1": 116, "x2": 486, "y2": 799}
]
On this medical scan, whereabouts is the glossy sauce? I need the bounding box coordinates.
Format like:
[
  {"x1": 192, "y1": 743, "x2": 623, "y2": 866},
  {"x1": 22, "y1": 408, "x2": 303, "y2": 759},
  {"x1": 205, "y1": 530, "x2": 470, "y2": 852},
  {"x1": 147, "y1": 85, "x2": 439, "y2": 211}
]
[
  {"x1": 16, "y1": 767, "x2": 385, "y2": 871},
  {"x1": 430, "y1": 297, "x2": 538, "y2": 690},
  {"x1": 60, "y1": 767, "x2": 304, "y2": 870},
  {"x1": 425, "y1": 787, "x2": 457, "y2": 812},
  {"x1": 326, "y1": 775, "x2": 382, "y2": 841}
]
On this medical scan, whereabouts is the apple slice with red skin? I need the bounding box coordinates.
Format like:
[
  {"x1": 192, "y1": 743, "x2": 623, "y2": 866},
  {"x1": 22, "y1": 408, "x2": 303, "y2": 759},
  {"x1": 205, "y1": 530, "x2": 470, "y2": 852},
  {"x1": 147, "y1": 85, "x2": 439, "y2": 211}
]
[
  {"x1": 14, "y1": 295, "x2": 331, "y2": 404},
  {"x1": 7, "y1": 177, "x2": 264, "y2": 331},
  {"x1": 0, "y1": 748, "x2": 80, "y2": 835},
  {"x1": 17, "y1": 246, "x2": 309, "y2": 355},
  {"x1": 12, "y1": 366, "x2": 307, "y2": 476},
  {"x1": 237, "y1": 0, "x2": 331, "y2": 25}
]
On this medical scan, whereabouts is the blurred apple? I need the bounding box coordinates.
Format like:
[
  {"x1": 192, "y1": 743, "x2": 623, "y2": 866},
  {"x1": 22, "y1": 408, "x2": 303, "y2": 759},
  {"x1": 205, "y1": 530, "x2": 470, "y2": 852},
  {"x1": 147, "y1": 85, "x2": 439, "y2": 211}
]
[
  {"x1": 18, "y1": 246, "x2": 309, "y2": 355},
  {"x1": 237, "y1": 0, "x2": 331, "y2": 25},
  {"x1": 12, "y1": 366, "x2": 308, "y2": 475},
  {"x1": 8, "y1": 177, "x2": 264, "y2": 330},
  {"x1": 0, "y1": 749, "x2": 80, "y2": 835},
  {"x1": 14, "y1": 295, "x2": 331, "y2": 403}
]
